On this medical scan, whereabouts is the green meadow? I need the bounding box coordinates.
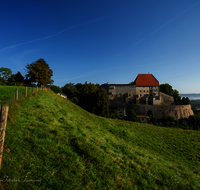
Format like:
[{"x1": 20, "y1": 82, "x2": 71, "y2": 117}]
[
  {"x1": 0, "y1": 85, "x2": 33, "y2": 104},
  {"x1": 0, "y1": 87, "x2": 199, "y2": 189}
]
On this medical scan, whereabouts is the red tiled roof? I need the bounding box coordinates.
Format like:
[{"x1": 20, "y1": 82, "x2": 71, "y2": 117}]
[{"x1": 134, "y1": 74, "x2": 159, "y2": 86}]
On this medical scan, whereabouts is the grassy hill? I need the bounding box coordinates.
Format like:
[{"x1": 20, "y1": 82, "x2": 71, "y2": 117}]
[
  {"x1": 0, "y1": 85, "x2": 33, "y2": 104},
  {"x1": 0, "y1": 88, "x2": 200, "y2": 189}
]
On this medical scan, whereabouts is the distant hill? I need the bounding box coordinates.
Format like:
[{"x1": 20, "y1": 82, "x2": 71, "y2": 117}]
[
  {"x1": 180, "y1": 93, "x2": 200, "y2": 100},
  {"x1": 0, "y1": 89, "x2": 200, "y2": 189}
]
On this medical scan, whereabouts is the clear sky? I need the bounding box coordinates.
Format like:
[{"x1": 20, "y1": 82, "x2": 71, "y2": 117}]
[{"x1": 1, "y1": 0, "x2": 200, "y2": 93}]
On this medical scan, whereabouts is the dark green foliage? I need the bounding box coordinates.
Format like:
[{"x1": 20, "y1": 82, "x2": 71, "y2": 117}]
[
  {"x1": 188, "y1": 115, "x2": 196, "y2": 126},
  {"x1": 110, "y1": 109, "x2": 121, "y2": 119},
  {"x1": 0, "y1": 76, "x2": 7, "y2": 85},
  {"x1": 63, "y1": 82, "x2": 110, "y2": 118},
  {"x1": 94, "y1": 88, "x2": 110, "y2": 117},
  {"x1": 7, "y1": 71, "x2": 25, "y2": 86},
  {"x1": 160, "y1": 83, "x2": 173, "y2": 96},
  {"x1": 15, "y1": 71, "x2": 24, "y2": 83},
  {"x1": 25, "y1": 58, "x2": 54, "y2": 86},
  {"x1": 71, "y1": 97, "x2": 79, "y2": 105},
  {"x1": 190, "y1": 100, "x2": 200, "y2": 107},
  {"x1": 0, "y1": 67, "x2": 12, "y2": 80},
  {"x1": 167, "y1": 116, "x2": 175, "y2": 122},
  {"x1": 180, "y1": 120, "x2": 189, "y2": 129},
  {"x1": 48, "y1": 84, "x2": 62, "y2": 93},
  {"x1": 127, "y1": 110, "x2": 139, "y2": 122},
  {"x1": 76, "y1": 82, "x2": 98, "y2": 113},
  {"x1": 147, "y1": 110, "x2": 153, "y2": 118},
  {"x1": 182, "y1": 97, "x2": 190, "y2": 105},
  {"x1": 62, "y1": 82, "x2": 79, "y2": 99}
]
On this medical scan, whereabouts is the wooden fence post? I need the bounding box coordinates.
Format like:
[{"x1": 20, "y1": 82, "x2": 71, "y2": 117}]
[
  {"x1": 16, "y1": 88, "x2": 18, "y2": 100},
  {"x1": 25, "y1": 87, "x2": 27, "y2": 97},
  {"x1": 36, "y1": 87, "x2": 38, "y2": 92},
  {"x1": 0, "y1": 105, "x2": 9, "y2": 169}
]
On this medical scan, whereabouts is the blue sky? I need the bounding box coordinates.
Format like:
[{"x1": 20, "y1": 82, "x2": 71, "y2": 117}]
[{"x1": 1, "y1": 0, "x2": 200, "y2": 93}]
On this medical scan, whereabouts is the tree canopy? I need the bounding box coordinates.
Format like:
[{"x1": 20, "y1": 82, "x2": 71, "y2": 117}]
[
  {"x1": 25, "y1": 58, "x2": 54, "y2": 87},
  {"x1": 0, "y1": 67, "x2": 12, "y2": 80},
  {"x1": 61, "y1": 82, "x2": 110, "y2": 118}
]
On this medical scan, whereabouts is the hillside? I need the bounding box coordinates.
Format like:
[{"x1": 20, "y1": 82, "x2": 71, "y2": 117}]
[
  {"x1": 0, "y1": 89, "x2": 200, "y2": 189},
  {"x1": 0, "y1": 85, "x2": 33, "y2": 104}
]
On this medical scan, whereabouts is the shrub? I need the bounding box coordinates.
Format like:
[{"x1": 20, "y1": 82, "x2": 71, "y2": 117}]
[
  {"x1": 167, "y1": 116, "x2": 175, "y2": 122},
  {"x1": 127, "y1": 110, "x2": 139, "y2": 122},
  {"x1": 180, "y1": 120, "x2": 189, "y2": 129},
  {"x1": 71, "y1": 97, "x2": 79, "y2": 105},
  {"x1": 147, "y1": 110, "x2": 153, "y2": 118},
  {"x1": 188, "y1": 115, "x2": 196, "y2": 126},
  {"x1": 110, "y1": 109, "x2": 121, "y2": 119}
]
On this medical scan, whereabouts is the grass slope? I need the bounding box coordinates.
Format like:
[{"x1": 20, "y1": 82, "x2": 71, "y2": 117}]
[
  {"x1": 0, "y1": 90, "x2": 200, "y2": 189},
  {"x1": 0, "y1": 85, "x2": 32, "y2": 104}
]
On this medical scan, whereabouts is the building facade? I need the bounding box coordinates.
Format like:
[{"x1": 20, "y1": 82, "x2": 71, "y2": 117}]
[{"x1": 101, "y1": 74, "x2": 173, "y2": 105}]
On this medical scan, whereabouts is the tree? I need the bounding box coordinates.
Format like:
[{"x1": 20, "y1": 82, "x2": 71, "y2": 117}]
[
  {"x1": 127, "y1": 110, "x2": 139, "y2": 122},
  {"x1": 0, "y1": 67, "x2": 12, "y2": 80},
  {"x1": 77, "y1": 82, "x2": 99, "y2": 113},
  {"x1": 160, "y1": 83, "x2": 173, "y2": 96},
  {"x1": 62, "y1": 83, "x2": 79, "y2": 99},
  {"x1": 182, "y1": 97, "x2": 190, "y2": 105},
  {"x1": 15, "y1": 72, "x2": 24, "y2": 83},
  {"x1": 147, "y1": 110, "x2": 153, "y2": 118},
  {"x1": 188, "y1": 115, "x2": 196, "y2": 126},
  {"x1": 7, "y1": 74, "x2": 16, "y2": 86},
  {"x1": 7, "y1": 72, "x2": 25, "y2": 86},
  {"x1": 110, "y1": 109, "x2": 121, "y2": 119},
  {"x1": 94, "y1": 88, "x2": 110, "y2": 118},
  {"x1": 48, "y1": 85, "x2": 62, "y2": 93},
  {"x1": 0, "y1": 77, "x2": 7, "y2": 85},
  {"x1": 25, "y1": 58, "x2": 54, "y2": 87},
  {"x1": 173, "y1": 89, "x2": 181, "y2": 104}
]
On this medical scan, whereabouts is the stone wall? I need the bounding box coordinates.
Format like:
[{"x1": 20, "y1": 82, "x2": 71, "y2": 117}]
[
  {"x1": 160, "y1": 92, "x2": 174, "y2": 105},
  {"x1": 126, "y1": 104, "x2": 193, "y2": 120}
]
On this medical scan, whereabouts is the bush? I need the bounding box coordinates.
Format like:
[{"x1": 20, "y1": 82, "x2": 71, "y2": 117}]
[
  {"x1": 110, "y1": 109, "x2": 121, "y2": 119},
  {"x1": 127, "y1": 110, "x2": 139, "y2": 122},
  {"x1": 192, "y1": 125, "x2": 199, "y2": 130},
  {"x1": 147, "y1": 110, "x2": 153, "y2": 118},
  {"x1": 71, "y1": 97, "x2": 79, "y2": 105},
  {"x1": 180, "y1": 120, "x2": 189, "y2": 129},
  {"x1": 188, "y1": 115, "x2": 196, "y2": 126},
  {"x1": 167, "y1": 116, "x2": 175, "y2": 122}
]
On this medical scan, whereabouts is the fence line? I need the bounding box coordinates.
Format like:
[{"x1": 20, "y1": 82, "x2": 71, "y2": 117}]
[
  {"x1": 0, "y1": 86, "x2": 51, "y2": 170},
  {"x1": 0, "y1": 105, "x2": 9, "y2": 169}
]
